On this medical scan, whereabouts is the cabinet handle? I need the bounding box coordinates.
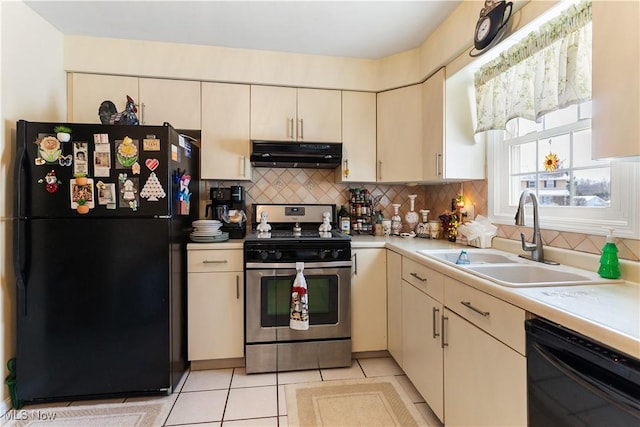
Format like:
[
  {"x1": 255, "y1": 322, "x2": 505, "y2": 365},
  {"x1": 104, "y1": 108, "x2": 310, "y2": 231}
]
[
  {"x1": 299, "y1": 118, "x2": 304, "y2": 139},
  {"x1": 435, "y1": 152, "x2": 443, "y2": 176},
  {"x1": 461, "y1": 301, "x2": 490, "y2": 317},
  {"x1": 352, "y1": 253, "x2": 358, "y2": 275},
  {"x1": 289, "y1": 118, "x2": 294, "y2": 139},
  {"x1": 378, "y1": 160, "x2": 382, "y2": 180},
  {"x1": 410, "y1": 272, "x2": 427, "y2": 282},
  {"x1": 242, "y1": 156, "x2": 246, "y2": 177},
  {"x1": 344, "y1": 159, "x2": 349, "y2": 178},
  {"x1": 140, "y1": 102, "x2": 146, "y2": 124},
  {"x1": 202, "y1": 260, "x2": 228, "y2": 264},
  {"x1": 432, "y1": 306, "x2": 440, "y2": 339},
  {"x1": 236, "y1": 275, "x2": 240, "y2": 300},
  {"x1": 441, "y1": 314, "x2": 448, "y2": 348}
]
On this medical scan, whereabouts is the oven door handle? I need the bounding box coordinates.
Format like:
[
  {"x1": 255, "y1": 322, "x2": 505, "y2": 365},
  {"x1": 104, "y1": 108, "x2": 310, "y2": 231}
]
[
  {"x1": 245, "y1": 261, "x2": 352, "y2": 269},
  {"x1": 245, "y1": 261, "x2": 353, "y2": 270}
]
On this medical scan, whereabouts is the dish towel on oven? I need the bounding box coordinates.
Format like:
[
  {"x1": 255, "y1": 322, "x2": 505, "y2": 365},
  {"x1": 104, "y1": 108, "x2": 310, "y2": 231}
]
[{"x1": 290, "y1": 262, "x2": 309, "y2": 330}]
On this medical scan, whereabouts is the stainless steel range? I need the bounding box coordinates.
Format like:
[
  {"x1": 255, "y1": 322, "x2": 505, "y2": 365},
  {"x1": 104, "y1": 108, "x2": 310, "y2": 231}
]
[{"x1": 244, "y1": 204, "x2": 352, "y2": 374}]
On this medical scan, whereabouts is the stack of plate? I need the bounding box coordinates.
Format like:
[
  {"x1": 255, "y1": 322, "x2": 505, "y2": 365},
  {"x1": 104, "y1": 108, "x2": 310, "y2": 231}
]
[{"x1": 190, "y1": 220, "x2": 229, "y2": 243}]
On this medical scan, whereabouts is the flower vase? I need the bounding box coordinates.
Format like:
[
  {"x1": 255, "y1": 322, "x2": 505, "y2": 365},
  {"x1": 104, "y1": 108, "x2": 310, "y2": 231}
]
[{"x1": 404, "y1": 195, "x2": 419, "y2": 233}]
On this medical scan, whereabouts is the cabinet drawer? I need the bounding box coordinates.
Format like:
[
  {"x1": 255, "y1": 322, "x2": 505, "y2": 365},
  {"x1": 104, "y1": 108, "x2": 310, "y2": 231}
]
[
  {"x1": 402, "y1": 257, "x2": 444, "y2": 302},
  {"x1": 444, "y1": 278, "x2": 525, "y2": 355},
  {"x1": 188, "y1": 249, "x2": 243, "y2": 272}
]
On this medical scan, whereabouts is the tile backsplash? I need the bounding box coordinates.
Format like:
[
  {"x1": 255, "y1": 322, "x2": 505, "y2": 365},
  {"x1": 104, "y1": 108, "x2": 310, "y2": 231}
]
[{"x1": 203, "y1": 168, "x2": 639, "y2": 262}]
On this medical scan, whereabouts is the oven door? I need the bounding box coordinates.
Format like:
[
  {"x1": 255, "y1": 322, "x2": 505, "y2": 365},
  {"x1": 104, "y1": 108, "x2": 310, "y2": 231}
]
[{"x1": 245, "y1": 261, "x2": 351, "y2": 343}]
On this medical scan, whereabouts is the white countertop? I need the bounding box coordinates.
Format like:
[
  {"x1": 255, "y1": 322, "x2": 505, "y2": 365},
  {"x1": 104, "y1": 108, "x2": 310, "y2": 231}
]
[
  {"x1": 370, "y1": 235, "x2": 640, "y2": 360},
  {"x1": 187, "y1": 235, "x2": 640, "y2": 359}
]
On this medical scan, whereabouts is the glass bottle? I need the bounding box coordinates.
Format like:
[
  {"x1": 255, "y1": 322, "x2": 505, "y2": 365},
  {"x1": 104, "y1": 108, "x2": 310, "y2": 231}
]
[
  {"x1": 391, "y1": 203, "x2": 402, "y2": 236},
  {"x1": 338, "y1": 205, "x2": 350, "y2": 235},
  {"x1": 404, "y1": 195, "x2": 419, "y2": 233}
]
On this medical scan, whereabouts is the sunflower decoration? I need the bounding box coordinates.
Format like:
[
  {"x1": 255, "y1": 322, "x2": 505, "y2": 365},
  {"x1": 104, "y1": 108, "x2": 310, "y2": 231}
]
[{"x1": 543, "y1": 139, "x2": 560, "y2": 171}]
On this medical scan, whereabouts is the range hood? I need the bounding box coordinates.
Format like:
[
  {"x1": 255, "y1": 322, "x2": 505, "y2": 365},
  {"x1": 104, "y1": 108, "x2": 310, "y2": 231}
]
[{"x1": 250, "y1": 140, "x2": 342, "y2": 169}]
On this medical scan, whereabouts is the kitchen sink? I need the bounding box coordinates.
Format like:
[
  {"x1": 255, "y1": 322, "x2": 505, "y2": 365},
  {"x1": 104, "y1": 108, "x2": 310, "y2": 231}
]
[
  {"x1": 417, "y1": 248, "x2": 623, "y2": 287},
  {"x1": 464, "y1": 264, "x2": 606, "y2": 287},
  {"x1": 417, "y1": 249, "x2": 521, "y2": 265}
]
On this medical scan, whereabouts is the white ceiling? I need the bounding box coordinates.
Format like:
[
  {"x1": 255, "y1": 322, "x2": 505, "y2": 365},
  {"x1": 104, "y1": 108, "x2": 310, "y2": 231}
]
[{"x1": 24, "y1": 1, "x2": 463, "y2": 60}]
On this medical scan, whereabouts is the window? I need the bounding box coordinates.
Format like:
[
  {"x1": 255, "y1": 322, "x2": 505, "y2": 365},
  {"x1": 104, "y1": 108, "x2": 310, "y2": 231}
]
[{"x1": 487, "y1": 103, "x2": 639, "y2": 238}]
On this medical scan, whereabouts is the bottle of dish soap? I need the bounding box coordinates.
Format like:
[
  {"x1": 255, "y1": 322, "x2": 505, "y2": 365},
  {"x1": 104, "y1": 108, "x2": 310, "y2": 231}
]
[{"x1": 598, "y1": 229, "x2": 621, "y2": 279}]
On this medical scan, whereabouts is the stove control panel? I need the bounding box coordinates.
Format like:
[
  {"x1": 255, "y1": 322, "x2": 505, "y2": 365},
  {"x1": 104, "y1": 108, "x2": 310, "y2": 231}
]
[{"x1": 245, "y1": 246, "x2": 350, "y2": 263}]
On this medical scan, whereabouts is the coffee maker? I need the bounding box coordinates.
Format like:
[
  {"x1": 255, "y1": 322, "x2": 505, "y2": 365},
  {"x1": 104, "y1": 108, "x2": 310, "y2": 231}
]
[{"x1": 206, "y1": 185, "x2": 247, "y2": 239}]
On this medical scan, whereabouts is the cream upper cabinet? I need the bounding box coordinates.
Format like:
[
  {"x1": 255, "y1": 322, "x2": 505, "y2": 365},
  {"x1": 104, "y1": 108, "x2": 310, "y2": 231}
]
[
  {"x1": 296, "y1": 88, "x2": 342, "y2": 142},
  {"x1": 336, "y1": 91, "x2": 377, "y2": 183},
  {"x1": 68, "y1": 73, "x2": 139, "y2": 123},
  {"x1": 376, "y1": 84, "x2": 423, "y2": 183},
  {"x1": 427, "y1": 67, "x2": 485, "y2": 181},
  {"x1": 138, "y1": 78, "x2": 201, "y2": 129},
  {"x1": 351, "y1": 248, "x2": 387, "y2": 353},
  {"x1": 201, "y1": 82, "x2": 251, "y2": 181},
  {"x1": 68, "y1": 73, "x2": 201, "y2": 130},
  {"x1": 592, "y1": 0, "x2": 640, "y2": 159},
  {"x1": 250, "y1": 85, "x2": 341, "y2": 142}
]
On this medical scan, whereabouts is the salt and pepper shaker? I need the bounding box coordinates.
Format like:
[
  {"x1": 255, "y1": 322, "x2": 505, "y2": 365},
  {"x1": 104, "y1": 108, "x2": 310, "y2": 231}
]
[{"x1": 391, "y1": 204, "x2": 402, "y2": 236}]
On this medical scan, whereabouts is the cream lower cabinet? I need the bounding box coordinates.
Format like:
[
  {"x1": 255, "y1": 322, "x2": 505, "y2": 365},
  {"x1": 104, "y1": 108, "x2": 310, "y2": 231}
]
[
  {"x1": 351, "y1": 248, "x2": 387, "y2": 352},
  {"x1": 201, "y1": 82, "x2": 251, "y2": 180},
  {"x1": 443, "y1": 278, "x2": 527, "y2": 427},
  {"x1": 401, "y1": 257, "x2": 445, "y2": 423},
  {"x1": 386, "y1": 250, "x2": 402, "y2": 365},
  {"x1": 187, "y1": 248, "x2": 244, "y2": 361},
  {"x1": 68, "y1": 73, "x2": 200, "y2": 129}
]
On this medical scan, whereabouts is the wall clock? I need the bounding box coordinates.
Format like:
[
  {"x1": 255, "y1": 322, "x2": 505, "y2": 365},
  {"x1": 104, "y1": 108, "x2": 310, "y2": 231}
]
[{"x1": 470, "y1": 0, "x2": 513, "y2": 57}]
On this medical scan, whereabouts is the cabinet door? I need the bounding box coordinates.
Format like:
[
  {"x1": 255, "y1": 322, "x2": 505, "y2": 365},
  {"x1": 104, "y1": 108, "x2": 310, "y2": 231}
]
[
  {"x1": 337, "y1": 91, "x2": 376, "y2": 182},
  {"x1": 138, "y1": 78, "x2": 201, "y2": 129},
  {"x1": 386, "y1": 251, "x2": 402, "y2": 365},
  {"x1": 376, "y1": 84, "x2": 422, "y2": 182},
  {"x1": 443, "y1": 309, "x2": 527, "y2": 427},
  {"x1": 188, "y1": 272, "x2": 244, "y2": 360},
  {"x1": 250, "y1": 85, "x2": 297, "y2": 141},
  {"x1": 201, "y1": 82, "x2": 251, "y2": 180},
  {"x1": 68, "y1": 73, "x2": 139, "y2": 123},
  {"x1": 402, "y1": 281, "x2": 444, "y2": 422},
  {"x1": 297, "y1": 88, "x2": 342, "y2": 142},
  {"x1": 351, "y1": 248, "x2": 387, "y2": 352},
  {"x1": 422, "y1": 68, "x2": 445, "y2": 180},
  {"x1": 592, "y1": 0, "x2": 640, "y2": 159}
]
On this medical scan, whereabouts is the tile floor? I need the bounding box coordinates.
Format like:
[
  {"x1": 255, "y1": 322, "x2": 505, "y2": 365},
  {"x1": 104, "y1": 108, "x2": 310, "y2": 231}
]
[{"x1": 18, "y1": 357, "x2": 443, "y2": 427}]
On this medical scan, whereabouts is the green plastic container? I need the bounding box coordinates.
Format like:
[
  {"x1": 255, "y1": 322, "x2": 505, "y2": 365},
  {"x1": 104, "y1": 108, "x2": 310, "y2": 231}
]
[{"x1": 598, "y1": 229, "x2": 621, "y2": 279}]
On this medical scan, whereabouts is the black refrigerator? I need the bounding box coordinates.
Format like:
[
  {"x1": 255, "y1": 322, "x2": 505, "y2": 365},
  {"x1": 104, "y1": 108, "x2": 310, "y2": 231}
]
[{"x1": 14, "y1": 120, "x2": 199, "y2": 404}]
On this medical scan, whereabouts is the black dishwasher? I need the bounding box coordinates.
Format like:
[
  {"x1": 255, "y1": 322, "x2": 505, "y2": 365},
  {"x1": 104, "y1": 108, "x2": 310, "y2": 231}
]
[{"x1": 526, "y1": 318, "x2": 640, "y2": 426}]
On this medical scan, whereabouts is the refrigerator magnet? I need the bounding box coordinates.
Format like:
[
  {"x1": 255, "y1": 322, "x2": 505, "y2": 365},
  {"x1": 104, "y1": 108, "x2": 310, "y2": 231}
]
[
  {"x1": 38, "y1": 136, "x2": 62, "y2": 164},
  {"x1": 132, "y1": 162, "x2": 141, "y2": 175},
  {"x1": 143, "y1": 138, "x2": 160, "y2": 151},
  {"x1": 140, "y1": 172, "x2": 166, "y2": 202},
  {"x1": 119, "y1": 177, "x2": 139, "y2": 210},
  {"x1": 73, "y1": 142, "x2": 89, "y2": 176},
  {"x1": 58, "y1": 154, "x2": 72, "y2": 167},
  {"x1": 70, "y1": 178, "x2": 95, "y2": 213},
  {"x1": 96, "y1": 181, "x2": 117, "y2": 206},
  {"x1": 116, "y1": 137, "x2": 139, "y2": 168},
  {"x1": 93, "y1": 142, "x2": 111, "y2": 177},
  {"x1": 93, "y1": 133, "x2": 109, "y2": 145},
  {"x1": 37, "y1": 170, "x2": 61, "y2": 193}
]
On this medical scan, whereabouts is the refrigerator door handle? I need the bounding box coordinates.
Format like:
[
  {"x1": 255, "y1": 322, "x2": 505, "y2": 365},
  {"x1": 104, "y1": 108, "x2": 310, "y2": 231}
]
[{"x1": 14, "y1": 124, "x2": 29, "y2": 315}]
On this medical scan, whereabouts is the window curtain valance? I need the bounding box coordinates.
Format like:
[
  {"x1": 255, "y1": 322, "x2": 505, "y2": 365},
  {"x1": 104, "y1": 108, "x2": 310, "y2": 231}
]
[{"x1": 474, "y1": 0, "x2": 592, "y2": 133}]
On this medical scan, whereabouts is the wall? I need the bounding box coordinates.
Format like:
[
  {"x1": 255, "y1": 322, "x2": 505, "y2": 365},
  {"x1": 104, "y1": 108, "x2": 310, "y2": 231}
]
[{"x1": 0, "y1": 1, "x2": 66, "y2": 411}]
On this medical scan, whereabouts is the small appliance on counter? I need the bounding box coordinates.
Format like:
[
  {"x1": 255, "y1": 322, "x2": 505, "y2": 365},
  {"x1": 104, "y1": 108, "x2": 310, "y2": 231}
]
[{"x1": 205, "y1": 185, "x2": 247, "y2": 239}]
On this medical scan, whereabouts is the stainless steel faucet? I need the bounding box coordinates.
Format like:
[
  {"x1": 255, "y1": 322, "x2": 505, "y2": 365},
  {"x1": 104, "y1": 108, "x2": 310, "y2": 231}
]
[{"x1": 514, "y1": 190, "x2": 558, "y2": 264}]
